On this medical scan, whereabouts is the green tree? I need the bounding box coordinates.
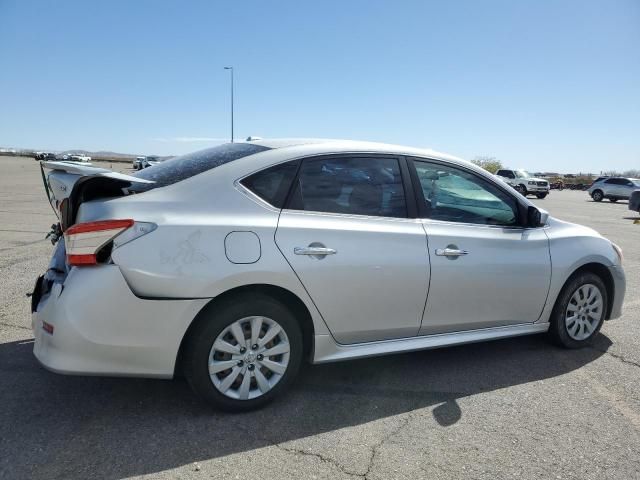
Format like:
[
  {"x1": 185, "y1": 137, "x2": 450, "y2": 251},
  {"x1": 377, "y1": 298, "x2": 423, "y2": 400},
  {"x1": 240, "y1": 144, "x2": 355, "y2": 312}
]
[{"x1": 471, "y1": 156, "x2": 503, "y2": 174}]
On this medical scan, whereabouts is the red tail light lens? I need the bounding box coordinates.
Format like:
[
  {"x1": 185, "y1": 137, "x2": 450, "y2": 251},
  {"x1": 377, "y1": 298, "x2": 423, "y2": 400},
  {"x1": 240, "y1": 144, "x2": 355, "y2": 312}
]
[{"x1": 64, "y1": 219, "x2": 134, "y2": 266}]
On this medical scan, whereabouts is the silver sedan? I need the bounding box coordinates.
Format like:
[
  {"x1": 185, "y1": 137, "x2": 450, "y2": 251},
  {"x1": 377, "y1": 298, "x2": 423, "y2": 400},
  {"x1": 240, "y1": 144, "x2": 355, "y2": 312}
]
[{"x1": 32, "y1": 139, "x2": 626, "y2": 411}]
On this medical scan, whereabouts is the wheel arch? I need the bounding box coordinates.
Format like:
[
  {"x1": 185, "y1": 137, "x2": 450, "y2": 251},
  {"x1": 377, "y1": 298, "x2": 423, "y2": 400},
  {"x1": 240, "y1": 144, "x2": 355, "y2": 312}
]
[
  {"x1": 559, "y1": 262, "x2": 615, "y2": 319},
  {"x1": 174, "y1": 284, "x2": 315, "y2": 377}
]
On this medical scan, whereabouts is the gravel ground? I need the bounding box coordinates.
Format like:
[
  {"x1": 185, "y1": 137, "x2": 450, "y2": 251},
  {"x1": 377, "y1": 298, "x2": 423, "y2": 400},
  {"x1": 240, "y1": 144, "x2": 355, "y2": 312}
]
[{"x1": 0, "y1": 156, "x2": 639, "y2": 480}]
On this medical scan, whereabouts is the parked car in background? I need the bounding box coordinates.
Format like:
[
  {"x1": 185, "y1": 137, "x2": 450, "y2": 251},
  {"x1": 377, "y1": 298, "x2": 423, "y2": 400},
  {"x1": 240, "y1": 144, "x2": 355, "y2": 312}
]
[
  {"x1": 588, "y1": 177, "x2": 640, "y2": 202},
  {"x1": 70, "y1": 155, "x2": 91, "y2": 163},
  {"x1": 35, "y1": 152, "x2": 54, "y2": 160},
  {"x1": 495, "y1": 169, "x2": 550, "y2": 198},
  {"x1": 141, "y1": 155, "x2": 161, "y2": 168},
  {"x1": 31, "y1": 139, "x2": 625, "y2": 411},
  {"x1": 591, "y1": 176, "x2": 609, "y2": 185},
  {"x1": 133, "y1": 156, "x2": 146, "y2": 170},
  {"x1": 629, "y1": 190, "x2": 640, "y2": 213}
]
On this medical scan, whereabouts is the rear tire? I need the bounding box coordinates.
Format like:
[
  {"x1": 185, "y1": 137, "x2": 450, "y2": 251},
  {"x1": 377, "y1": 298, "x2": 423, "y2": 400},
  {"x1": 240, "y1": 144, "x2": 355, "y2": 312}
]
[
  {"x1": 548, "y1": 272, "x2": 608, "y2": 349},
  {"x1": 183, "y1": 293, "x2": 303, "y2": 412},
  {"x1": 592, "y1": 190, "x2": 604, "y2": 202},
  {"x1": 515, "y1": 184, "x2": 527, "y2": 195}
]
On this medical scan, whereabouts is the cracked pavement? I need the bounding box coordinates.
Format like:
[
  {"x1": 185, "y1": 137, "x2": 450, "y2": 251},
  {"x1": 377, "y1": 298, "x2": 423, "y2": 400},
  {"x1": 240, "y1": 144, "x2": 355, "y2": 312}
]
[{"x1": 0, "y1": 156, "x2": 639, "y2": 479}]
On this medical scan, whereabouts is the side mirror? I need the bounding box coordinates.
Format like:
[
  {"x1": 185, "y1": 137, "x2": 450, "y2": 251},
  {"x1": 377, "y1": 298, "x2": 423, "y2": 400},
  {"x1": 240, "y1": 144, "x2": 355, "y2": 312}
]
[{"x1": 527, "y1": 206, "x2": 548, "y2": 227}]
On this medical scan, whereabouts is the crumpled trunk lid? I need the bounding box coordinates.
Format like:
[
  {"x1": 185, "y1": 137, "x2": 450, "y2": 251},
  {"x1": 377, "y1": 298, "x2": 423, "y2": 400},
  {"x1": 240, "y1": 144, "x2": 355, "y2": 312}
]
[{"x1": 40, "y1": 161, "x2": 154, "y2": 230}]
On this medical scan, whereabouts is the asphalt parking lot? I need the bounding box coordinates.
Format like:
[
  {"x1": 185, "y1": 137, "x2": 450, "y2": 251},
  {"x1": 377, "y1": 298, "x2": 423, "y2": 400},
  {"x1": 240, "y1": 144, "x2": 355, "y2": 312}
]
[{"x1": 1, "y1": 155, "x2": 639, "y2": 480}]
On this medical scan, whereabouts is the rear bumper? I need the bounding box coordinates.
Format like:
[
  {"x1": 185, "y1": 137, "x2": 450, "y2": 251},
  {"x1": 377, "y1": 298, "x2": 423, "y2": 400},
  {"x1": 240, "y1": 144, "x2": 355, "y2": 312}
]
[
  {"x1": 32, "y1": 265, "x2": 208, "y2": 378},
  {"x1": 608, "y1": 265, "x2": 625, "y2": 320}
]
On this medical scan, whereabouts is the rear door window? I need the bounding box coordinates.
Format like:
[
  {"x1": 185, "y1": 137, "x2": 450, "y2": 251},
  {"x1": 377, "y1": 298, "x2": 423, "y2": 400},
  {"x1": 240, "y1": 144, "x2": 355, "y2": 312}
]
[
  {"x1": 288, "y1": 156, "x2": 407, "y2": 218},
  {"x1": 131, "y1": 143, "x2": 270, "y2": 193}
]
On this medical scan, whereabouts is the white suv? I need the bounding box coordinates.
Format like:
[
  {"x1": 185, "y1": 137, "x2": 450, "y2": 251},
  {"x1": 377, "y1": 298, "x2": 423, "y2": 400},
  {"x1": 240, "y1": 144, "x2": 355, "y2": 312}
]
[{"x1": 495, "y1": 169, "x2": 550, "y2": 199}]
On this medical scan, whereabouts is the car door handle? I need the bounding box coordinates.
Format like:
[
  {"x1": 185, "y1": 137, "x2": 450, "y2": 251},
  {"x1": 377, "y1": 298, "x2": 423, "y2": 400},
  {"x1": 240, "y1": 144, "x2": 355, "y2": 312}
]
[
  {"x1": 435, "y1": 247, "x2": 469, "y2": 257},
  {"x1": 294, "y1": 246, "x2": 337, "y2": 256}
]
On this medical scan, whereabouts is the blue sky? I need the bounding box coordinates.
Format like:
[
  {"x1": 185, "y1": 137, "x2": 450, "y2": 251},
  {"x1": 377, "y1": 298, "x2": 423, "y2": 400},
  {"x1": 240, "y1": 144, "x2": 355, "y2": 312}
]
[{"x1": 1, "y1": 0, "x2": 638, "y2": 172}]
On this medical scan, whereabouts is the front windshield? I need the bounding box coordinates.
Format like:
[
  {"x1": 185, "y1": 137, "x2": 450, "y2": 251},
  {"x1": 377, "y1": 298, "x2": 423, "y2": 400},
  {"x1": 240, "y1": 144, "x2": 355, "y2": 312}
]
[{"x1": 516, "y1": 169, "x2": 531, "y2": 178}]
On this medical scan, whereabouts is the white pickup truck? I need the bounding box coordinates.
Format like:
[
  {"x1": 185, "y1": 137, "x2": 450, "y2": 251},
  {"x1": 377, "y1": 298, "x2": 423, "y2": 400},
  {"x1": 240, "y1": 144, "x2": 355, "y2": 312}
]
[
  {"x1": 495, "y1": 169, "x2": 550, "y2": 199},
  {"x1": 68, "y1": 154, "x2": 91, "y2": 163}
]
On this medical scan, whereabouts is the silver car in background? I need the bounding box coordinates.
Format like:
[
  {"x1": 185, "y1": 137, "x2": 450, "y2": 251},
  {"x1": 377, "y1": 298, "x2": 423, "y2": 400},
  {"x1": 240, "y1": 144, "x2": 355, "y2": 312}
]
[
  {"x1": 588, "y1": 176, "x2": 640, "y2": 202},
  {"x1": 32, "y1": 139, "x2": 625, "y2": 411}
]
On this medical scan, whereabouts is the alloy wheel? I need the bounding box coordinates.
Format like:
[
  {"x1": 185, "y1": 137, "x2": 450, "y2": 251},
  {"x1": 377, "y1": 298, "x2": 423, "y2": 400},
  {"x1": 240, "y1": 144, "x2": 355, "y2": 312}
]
[
  {"x1": 208, "y1": 316, "x2": 290, "y2": 400},
  {"x1": 564, "y1": 283, "x2": 603, "y2": 341}
]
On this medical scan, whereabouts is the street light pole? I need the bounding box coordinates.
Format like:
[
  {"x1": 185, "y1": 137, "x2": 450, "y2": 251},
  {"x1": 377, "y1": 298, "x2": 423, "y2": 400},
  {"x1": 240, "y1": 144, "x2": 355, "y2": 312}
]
[{"x1": 224, "y1": 66, "x2": 234, "y2": 143}]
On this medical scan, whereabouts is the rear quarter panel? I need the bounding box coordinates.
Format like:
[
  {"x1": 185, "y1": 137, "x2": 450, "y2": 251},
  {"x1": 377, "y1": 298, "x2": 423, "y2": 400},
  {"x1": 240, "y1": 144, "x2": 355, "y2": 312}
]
[{"x1": 82, "y1": 162, "x2": 331, "y2": 336}]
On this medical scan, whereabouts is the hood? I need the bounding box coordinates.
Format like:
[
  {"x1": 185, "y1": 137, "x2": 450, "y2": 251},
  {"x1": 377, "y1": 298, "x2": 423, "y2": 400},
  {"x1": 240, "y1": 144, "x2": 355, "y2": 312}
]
[{"x1": 546, "y1": 216, "x2": 603, "y2": 239}]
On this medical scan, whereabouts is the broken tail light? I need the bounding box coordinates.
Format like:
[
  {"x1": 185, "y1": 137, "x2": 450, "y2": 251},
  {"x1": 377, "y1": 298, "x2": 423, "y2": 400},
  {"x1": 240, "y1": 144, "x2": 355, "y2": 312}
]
[{"x1": 64, "y1": 219, "x2": 156, "y2": 266}]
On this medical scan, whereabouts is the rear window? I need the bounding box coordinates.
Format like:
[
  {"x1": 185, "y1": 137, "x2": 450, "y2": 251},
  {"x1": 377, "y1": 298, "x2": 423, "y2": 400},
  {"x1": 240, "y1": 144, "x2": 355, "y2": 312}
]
[
  {"x1": 240, "y1": 161, "x2": 299, "y2": 208},
  {"x1": 131, "y1": 143, "x2": 270, "y2": 192}
]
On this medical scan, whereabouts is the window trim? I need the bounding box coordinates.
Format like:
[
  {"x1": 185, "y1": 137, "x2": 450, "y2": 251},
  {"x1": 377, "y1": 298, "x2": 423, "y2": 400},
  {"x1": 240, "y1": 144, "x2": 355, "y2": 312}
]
[
  {"x1": 282, "y1": 153, "x2": 414, "y2": 220},
  {"x1": 407, "y1": 156, "x2": 529, "y2": 228}
]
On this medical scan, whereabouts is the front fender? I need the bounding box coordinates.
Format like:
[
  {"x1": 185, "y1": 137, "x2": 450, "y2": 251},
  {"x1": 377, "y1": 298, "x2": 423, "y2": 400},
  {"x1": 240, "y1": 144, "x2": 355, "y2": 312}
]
[{"x1": 538, "y1": 218, "x2": 619, "y2": 322}]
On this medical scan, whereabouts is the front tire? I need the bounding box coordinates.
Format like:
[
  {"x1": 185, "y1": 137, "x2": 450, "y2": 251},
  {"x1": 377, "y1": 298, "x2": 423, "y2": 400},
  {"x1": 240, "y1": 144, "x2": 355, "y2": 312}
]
[
  {"x1": 548, "y1": 272, "x2": 608, "y2": 349},
  {"x1": 515, "y1": 184, "x2": 527, "y2": 195},
  {"x1": 609, "y1": 198, "x2": 618, "y2": 203},
  {"x1": 592, "y1": 190, "x2": 604, "y2": 202},
  {"x1": 536, "y1": 193, "x2": 548, "y2": 199},
  {"x1": 183, "y1": 293, "x2": 303, "y2": 411}
]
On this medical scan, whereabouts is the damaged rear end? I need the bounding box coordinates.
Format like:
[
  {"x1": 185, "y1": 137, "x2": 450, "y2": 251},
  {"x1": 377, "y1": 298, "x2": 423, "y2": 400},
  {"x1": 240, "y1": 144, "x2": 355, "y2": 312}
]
[
  {"x1": 30, "y1": 161, "x2": 180, "y2": 376},
  {"x1": 30, "y1": 143, "x2": 271, "y2": 377},
  {"x1": 32, "y1": 161, "x2": 156, "y2": 322}
]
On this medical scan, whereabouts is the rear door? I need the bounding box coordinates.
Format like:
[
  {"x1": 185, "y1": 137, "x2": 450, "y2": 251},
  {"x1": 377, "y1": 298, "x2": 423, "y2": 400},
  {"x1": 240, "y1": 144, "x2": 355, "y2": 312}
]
[
  {"x1": 620, "y1": 179, "x2": 636, "y2": 198},
  {"x1": 409, "y1": 158, "x2": 551, "y2": 335},
  {"x1": 275, "y1": 155, "x2": 430, "y2": 344},
  {"x1": 604, "y1": 178, "x2": 623, "y2": 197}
]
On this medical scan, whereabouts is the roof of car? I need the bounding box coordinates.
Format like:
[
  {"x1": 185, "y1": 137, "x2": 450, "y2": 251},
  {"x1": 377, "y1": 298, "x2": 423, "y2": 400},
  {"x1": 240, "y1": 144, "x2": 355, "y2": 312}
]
[{"x1": 247, "y1": 137, "x2": 467, "y2": 164}]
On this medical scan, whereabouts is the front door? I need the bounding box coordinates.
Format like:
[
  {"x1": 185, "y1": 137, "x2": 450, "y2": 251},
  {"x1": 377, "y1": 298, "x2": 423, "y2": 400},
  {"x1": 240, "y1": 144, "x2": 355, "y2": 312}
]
[
  {"x1": 410, "y1": 159, "x2": 552, "y2": 335},
  {"x1": 275, "y1": 155, "x2": 430, "y2": 344}
]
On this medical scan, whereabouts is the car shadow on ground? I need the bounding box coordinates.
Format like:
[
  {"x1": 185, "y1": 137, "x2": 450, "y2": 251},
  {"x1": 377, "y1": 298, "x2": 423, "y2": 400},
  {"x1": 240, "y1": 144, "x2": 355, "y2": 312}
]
[{"x1": 0, "y1": 333, "x2": 612, "y2": 479}]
